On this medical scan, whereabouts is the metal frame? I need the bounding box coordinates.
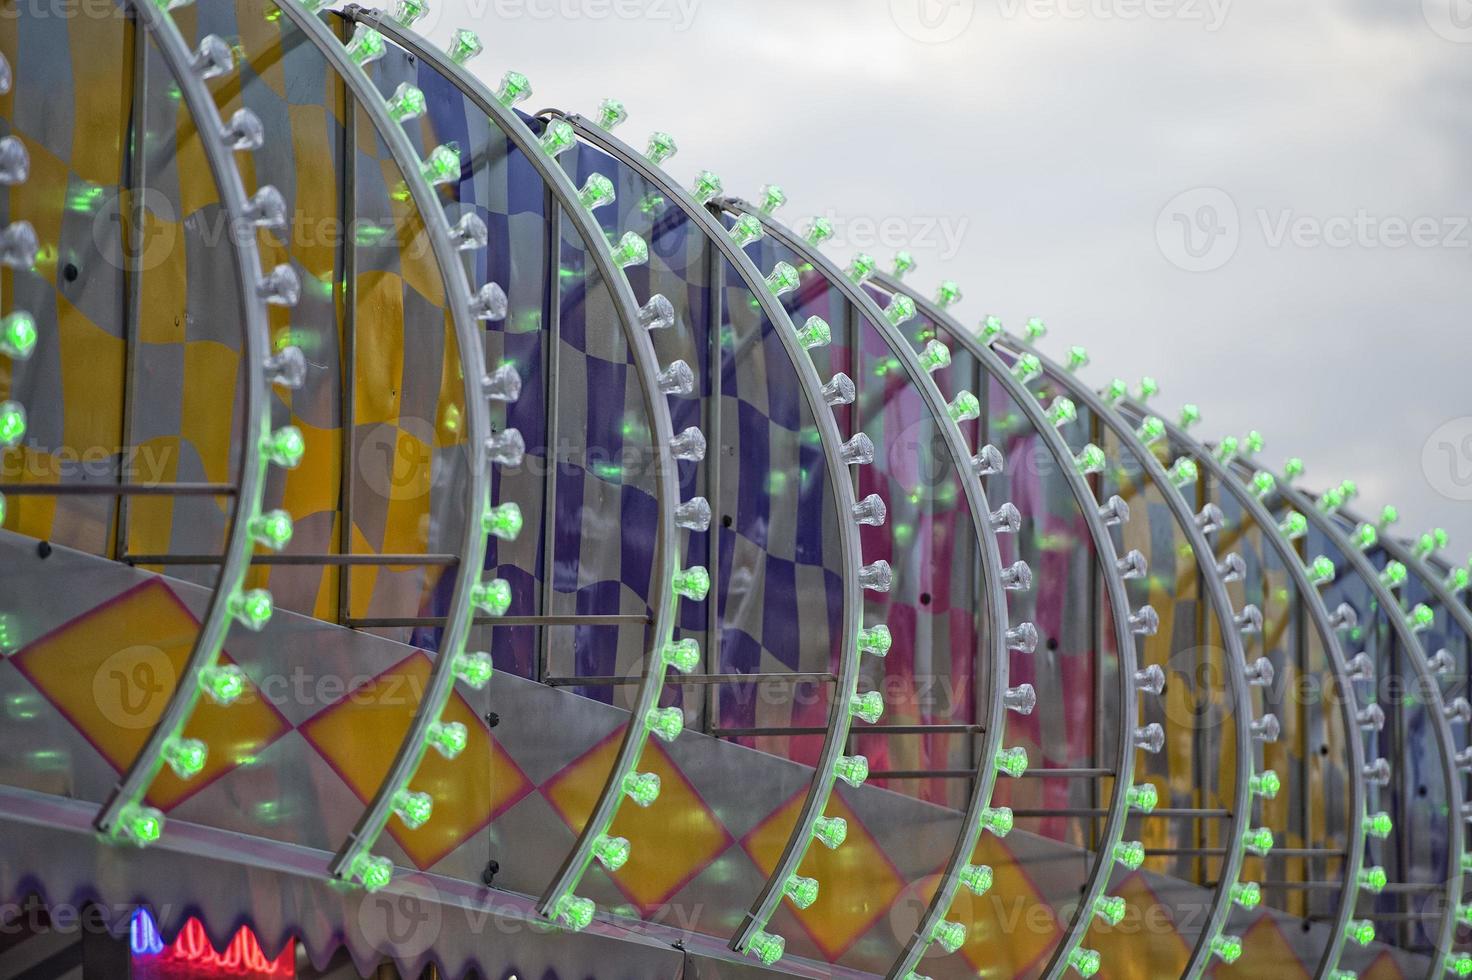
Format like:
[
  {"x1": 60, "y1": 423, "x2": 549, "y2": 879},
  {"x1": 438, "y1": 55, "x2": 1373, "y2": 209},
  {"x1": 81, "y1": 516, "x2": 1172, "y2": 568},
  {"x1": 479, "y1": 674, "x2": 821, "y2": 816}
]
[
  {"x1": 253, "y1": 2, "x2": 497, "y2": 885},
  {"x1": 339, "y1": 8, "x2": 685, "y2": 919},
  {"x1": 717, "y1": 206, "x2": 1014, "y2": 963},
  {"x1": 93, "y1": 0, "x2": 275, "y2": 838},
  {"x1": 1002, "y1": 336, "x2": 1260, "y2": 979},
  {"x1": 869, "y1": 272, "x2": 1145, "y2": 980},
  {"x1": 1117, "y1": 406, "x2": 1370, "y2": 979}
]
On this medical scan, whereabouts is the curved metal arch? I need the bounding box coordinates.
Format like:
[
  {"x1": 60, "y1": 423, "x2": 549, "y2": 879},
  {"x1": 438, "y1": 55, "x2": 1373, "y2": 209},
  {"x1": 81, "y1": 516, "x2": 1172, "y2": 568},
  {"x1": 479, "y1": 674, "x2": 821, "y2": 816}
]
[
  {"x1": 250, "y1": 2, "x2": 500, "y2": 886},
  {"x1": 338, "y1": 9, "x2": 684, "y2": 917},
  {"x1": 1001, "y1": 336, "x2": 1259, "y2": 979},
  {"x1": 531, "y1": 114, "x2": 868, "y2": 920},
  {"x1": 1244, "y1": 484, "x2": 1470, "y2": 970},
  {"x1": 1117, "y1": 408, "x2": 1370, "y2": 980},
  {"x1": 717, "y1": 202, "x2": 1015, "y2": 963},
  {"x1": 868, "y1": 272, "x2": 1144, "y2": 980},
  {"x1": 94, "y1": 0, "x2": 275, "y2": 838}
]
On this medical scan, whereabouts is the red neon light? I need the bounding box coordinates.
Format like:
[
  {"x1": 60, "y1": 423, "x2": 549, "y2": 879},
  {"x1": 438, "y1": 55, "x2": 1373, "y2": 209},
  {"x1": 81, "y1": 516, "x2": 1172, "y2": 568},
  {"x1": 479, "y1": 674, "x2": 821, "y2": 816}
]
[{"x1": 146, "y1": 916, "x2": 295, "y2": 976}]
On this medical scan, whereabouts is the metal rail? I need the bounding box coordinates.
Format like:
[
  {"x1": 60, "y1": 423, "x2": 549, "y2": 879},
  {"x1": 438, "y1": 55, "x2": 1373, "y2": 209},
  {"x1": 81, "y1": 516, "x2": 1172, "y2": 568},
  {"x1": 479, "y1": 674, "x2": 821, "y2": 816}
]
[
  {"x1": 93, "y1": 0, "x2": 274, "y2": 839},
  {"x1": 869, "y1": 272, "x2": 1145, "y2": 980},
  {"x1": 1002, "y1": 336, "x2": 1258, "y2": 980}
]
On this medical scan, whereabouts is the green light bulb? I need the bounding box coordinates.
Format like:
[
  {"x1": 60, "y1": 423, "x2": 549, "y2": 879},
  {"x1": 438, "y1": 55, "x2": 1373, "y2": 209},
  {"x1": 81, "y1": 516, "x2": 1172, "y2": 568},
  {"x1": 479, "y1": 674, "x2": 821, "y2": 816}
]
[
  {"x1": 351, "y1": 852, "x2": 392, "y2": 891},
  {"x1": 0, "y1": 311, "x2": 35, "y2": 359},
  {"x1": 893, "y1": 251, "x2": 916, "y2": 278},
  {"x1": 471, "y1": 577, "x2": 512, "y2": 616},
  {"x1": 1127, "y1": 783, "x2": 1158, "y2": 813},
  {"x1": 1449, "y1": 566, "x2": 1471, "y2": 593},
  {"x1": 115, "y1": 803, "x2": 164, "y2": 846},
  {"x1": 758, "y1": 184, "x2": 786, "y2": 214},
  {"x1": 229, "y1": 589, "x2": 273, "y2": 631},
  {"x1": 1114, "y1": 840, "x2": 1145, "y2": 870},
  {"x1": 1417, "y1": 527, "x2": 1449, "y2": 557},
  {"x1": 1179, "y1": 404, "x2": 1200, "y2": 428},
  {"x1": 748, "y1": 931, "x2": 784, "y2": 966},
  {"x1": 163, "y1": 737, "x2": 207, "y2": 779},
  {"x1": 1070, "y1": 948, "x2": 1102, "y2": 977},
  {"x1": 1168, "y1": 457, "x2": 1197, "y2": 487},
  {"x1": 393, "y1": 789, "x2": 433, "y2": 829},
  {"x1": 1242, "y1": 429, "x2": 1264, "y2": 453},
  {"x1": 345, "y1": 25, "x2": 385, "y2": 66},
  {"x1": 1095, "y1": 895, "x2": 1127, "y2": 926},
  {"x1": 1250, "y1": 770, "x2": 1281, "y2": 799},
  {"x1": 673, "y1": 566, "x2": 710, "y2": 601},
  {"x1": 622, "y1": 771, "x2": 660, "y2": 807},
  {"x1": 859, "y1": 624, "x2": 892, "y2": 657},
  {"x1": 1409, "y1": 603, "x2": 1435, "y2": 631},
  {"x1": 1215, "y1": 435, "x2": 1240, "y2": 463},
  {"x1": 847, "y1": 253, "x2": 877, "y2": 285},
  {"x1": 1231, "y1": 881, "x2": 1261, "y2": 910},
  {"x1": 1364, "y1": 811, "x2": 1392, "y2": 839},
  {"x1": 936, "y1": 280, "x2": 962, "y2": 308},
  {"x1": 834, "y1": 754, "x2": 869, "y2": 787},
  {"x1": 995, "y1": 746, "x2": 1028, "y2": 778},
  {"x1": 805, "y1": 217, "x2": 835, "y2": 246},
  {"x1": 249, "y1": 509, "x2": 293, "y2": 551},
  {"x1": 646, "y1": 131, "x2": 677, "y2": 165},
  {"x1": 578, "y1": 173, "x2": 615, "y2": 212},
  {"x1": 494, "y1": 71, "x2": 532, "y2": 108},
  {"x1": 1023, "y1": 317, "x2": 1046, "y2": 341},
  {"x1": 883, "y1": 294, "x2": 916, "y2": 327},
  {"x1": 538, "y1": 119, "x2": 575, "y2": 157},
  {"x1": 1047, "y1": 396, "x2": 1077, "y2": 428},
  {"x1": 1243, "y1": 826, "x2": 1274, "y2": 856},
  {"x1": 453, "y1": 651, "x2": 494, "y2": 689},
  {"x1": 663, "y1": 638, "x2": 701, "y2": 673},
  {"x1": 1459, "y1": 905, "x2": 1472, "y2": 927},
  {"x1": 263, "y1": 425, "x2": 304, "y2": 468},
  {"x1": 959, "y1": 863, "x2": 993, "y2": 895},
  {"x1": 1449, "y1": 954, "x2": 1472, "y2": 978},
  {"x1": 593, "y1": 834, "x2": 630, "y2": 871},
  {"x1": 850, "y1": 690, "x2": 884, "y2": 723},
  {"x1": 784, "y1": 874, "x2": 818, "y2": 909},
  {"x1": 1075, "y1": 444, "x2": 1106, "y2": 475},
  {"x1": 1346, "y1": 919, "x2": 1374, "y2": 947},
  {"x1": 1251, "y1": 470, "x2": 1276, "y2": 498},
  {"x1": 1103, "y1": 378, "x2": 1128, "y2": 403},
  {"x1": 200, "y1": 664, "x2": 246, "y2": 705},
  {"x1": 645, "y1": 706, "x2": 683, "y2": 743},
  {"x1": 1308, "y1": 555, "x2": 1336, "y2": 586},
  {"x1": 765, "y1": 261, "x2": 799, "y2": 297},
  {"x1": 1136, "y1": 416, "x2": 1165, "y2": 445},
  {"x1": 446, "y1": 28, "x2": 482, "y2": 64},
  {"x1": 1066, "y1": 345, "x2": 1089, "y2": 372},
  {"x1": 426, "y1": 720, "x2": 467, "y2": 759},
  {"x1": 555, "y1": 895, "x2": 595, "y2": 931},
  {"x1": 919, "y1": 339, "x2": 951, "y2": 373},
  {"x1": 690, "y1": 170, "x2": 722, "y2": 204},
  {"x1": 1327, "y1": 971, "x2": 1357, "y2": 980},
  {"x1": 392, "y1": 0, "x2": 427, "y2": 26},
  {"x1": 597, "y1": 98, "x2": 627, "y2": 130},
  {"x1": 482, "y1": 502, "x2": 523, "y2": 541},
  {"x1": 1211, "y1": 935, "x2": 1243, "y2": 964},
  {"x1": 1279, "y1": 512, "x2": 1307, "y2": 540},
  {"x1": 729, "y1": 214, "x2": 763, "y2": 248},
  {"x1": 978, "y1": 315, "x2": 1004, "y2": 344},
  {"x1": 1012, "y1": 353, "x2": 1042, "y2": 384},
  {"x1": 796, "y1": 316, "x2": 831, "y2": 350},
  {"x1": 812, "y1": 815, "x2": 847, "y2": 849},
  {"x1": 1134, "y1": 376, "x2": 1158, "y2": 401},
  {"x1": 1379, "y1": 504, "x2": 1399, "y2": 527},
  {"x1": 1284, "y1": 457, "x2": 1304, "y2": 480},
  {"x1": 948, "y1": 390, "x2": 981, "y2": 423},
  {"x1": 421, "y1": 144, "x2": 462, "y2": 187},
  {"x1": 1359, "y1": 866, "x2": 1387, "y2": 893},
  {"x1": 980, "y1": 806, "x2": 1013, "y2": 837},
  {"x1": 1353, "y1": 523, "x2": 1378, "y2": 550},
  {"x1": 1318, "y1": 486, "x2": 1346, "y2": 512},
  {"x1": 931, "y1": 919, "x2": 965, "y2": 954},
  {"x1": 0, "y1": 401, "x2": 25, "y2": 449},
  {"x1": 385, "y1": 83, "x2": 427, "y2": 126},
  {"x1": 611, "y1": 232, "x2": 648, "y2": 270}
]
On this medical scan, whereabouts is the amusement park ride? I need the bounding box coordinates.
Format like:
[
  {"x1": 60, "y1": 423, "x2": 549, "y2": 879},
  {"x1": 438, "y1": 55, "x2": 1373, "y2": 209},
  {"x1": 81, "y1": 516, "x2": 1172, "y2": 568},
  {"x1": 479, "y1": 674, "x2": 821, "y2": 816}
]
[{"x1": 0, "y1": 1, "x2": 1467, "y2": 976}]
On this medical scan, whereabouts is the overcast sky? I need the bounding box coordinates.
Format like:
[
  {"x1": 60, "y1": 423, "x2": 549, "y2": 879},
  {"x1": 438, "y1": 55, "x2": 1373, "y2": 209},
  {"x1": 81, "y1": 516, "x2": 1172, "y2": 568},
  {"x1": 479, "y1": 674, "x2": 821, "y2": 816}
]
[{"x1": 405, "y1": 0, "x2": 1472, "y2": 561}]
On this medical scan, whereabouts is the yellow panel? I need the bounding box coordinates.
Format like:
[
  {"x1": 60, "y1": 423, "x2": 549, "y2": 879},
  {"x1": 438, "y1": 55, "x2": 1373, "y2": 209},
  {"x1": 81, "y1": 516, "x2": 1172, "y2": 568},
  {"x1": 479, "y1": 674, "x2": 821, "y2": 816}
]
[
  {"x1": 124, "y1": 435, "x2": 181, "y2": 557},
  {"x1": 133, "y1": 193, "x2": 189, "y2": 347},
  {"x1": 179, "y1": 340, "x2": 242, "y2": 486},
  {"x1": 67, "y1": 13, "x2": 132, "y2": 189},
  {"x1": 279, "y1": 415, "x2": 341, "y2": 527},
  {"x1": 1208, "y1": 913, "x2": 1310, "y2": 979},
  {"x1": 1091, "y1": 874, "x2": 1192, "y2": 980},
  {"x1": 352, "y1": 270, "x2": 406, "y2": 427},
  {"x1": 57, "y1": 292, "x2": 124, "y2": 461},
  {"x1": 287, "y1": 104, "x2": 339, "y2": 282}
]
